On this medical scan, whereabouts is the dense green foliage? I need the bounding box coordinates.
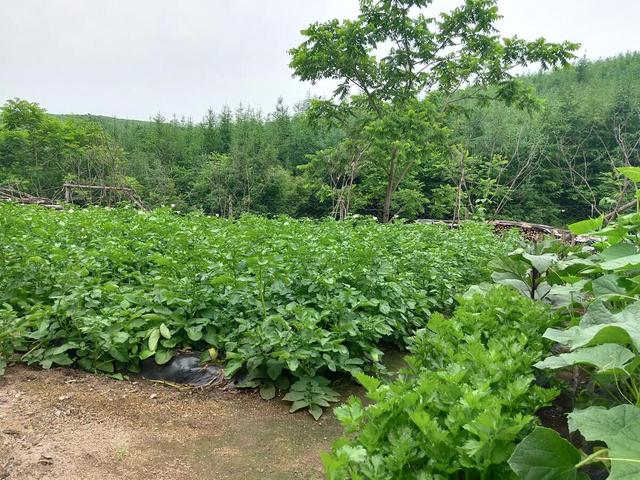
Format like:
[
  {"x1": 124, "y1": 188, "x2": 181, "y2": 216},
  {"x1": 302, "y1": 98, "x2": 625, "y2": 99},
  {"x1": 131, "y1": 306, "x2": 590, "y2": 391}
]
[
  {"x1": 456, "y1": 203, "x2": 640, "y2": 478},
  {"x1": 289, "y1": 0, "x2": 576, "y2": 222},
  {"x1": 0, "y1": 202, "x2": 513, "y2": 416},
  {"x1": 323, "y1": 287, "x2": 559, "y2": 479},
  {"x1": 322, "y1": 203, "x2": 640, "y2": 479},
  {"x1": 2, "y1": 1, "x2": 638, "y2": 476},
  {"x1": 455, "y1": 53, "x2": 640, "y2": 225},
  {"x1": 1, "y1": 52, "x2": 639, "y2": 226}
]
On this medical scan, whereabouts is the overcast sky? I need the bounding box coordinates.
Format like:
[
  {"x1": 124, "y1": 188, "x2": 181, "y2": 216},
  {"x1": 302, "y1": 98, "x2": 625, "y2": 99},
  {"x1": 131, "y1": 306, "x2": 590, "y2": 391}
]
[{"x1": 2, "y1": 0, "x2": 638, "y2": 121}]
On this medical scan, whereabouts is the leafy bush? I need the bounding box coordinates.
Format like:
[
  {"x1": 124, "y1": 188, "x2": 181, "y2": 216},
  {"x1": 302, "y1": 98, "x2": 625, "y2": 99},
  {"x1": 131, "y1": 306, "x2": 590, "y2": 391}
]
[
  {"x1": 0, "y1": 203, "x2": 513, "y2": 417},
  {"x1": 323, "y1": 287, "x2": 559, "y2": 479}
]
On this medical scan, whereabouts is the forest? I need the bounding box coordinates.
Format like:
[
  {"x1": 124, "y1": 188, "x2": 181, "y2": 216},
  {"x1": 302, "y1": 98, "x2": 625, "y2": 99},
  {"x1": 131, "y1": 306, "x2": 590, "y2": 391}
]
[{"x1": 1, "y1": 52, "x2": 639, "y2": 226}]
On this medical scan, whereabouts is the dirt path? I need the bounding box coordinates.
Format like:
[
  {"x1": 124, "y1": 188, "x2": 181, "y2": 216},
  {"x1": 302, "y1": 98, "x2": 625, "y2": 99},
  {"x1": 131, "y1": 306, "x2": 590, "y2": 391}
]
[{"x1": 0, "y1": 365, "x2": 344, "y2": 480}]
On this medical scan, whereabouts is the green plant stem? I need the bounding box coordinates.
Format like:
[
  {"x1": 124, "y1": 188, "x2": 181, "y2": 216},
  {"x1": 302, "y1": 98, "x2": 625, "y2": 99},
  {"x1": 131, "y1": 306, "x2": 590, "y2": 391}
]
[
  {"x1": 575, "y1": 452, "x2": 640, "y2": 470},
  {"x1": 20, "y1": 341, "x2": 44, "y2": 360},
  {"x1": 628, "y1": 376, "x2": 640, "y2": 405},
  {"x1": 575, "y1": 449, "x2": 608, "y2": 469}
]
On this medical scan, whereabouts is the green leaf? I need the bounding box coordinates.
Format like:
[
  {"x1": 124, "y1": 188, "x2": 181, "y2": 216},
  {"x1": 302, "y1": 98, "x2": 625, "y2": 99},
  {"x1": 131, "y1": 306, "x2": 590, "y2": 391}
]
[
  {"x1": 523, "y1": 253, "x2": 557, "y2": 273},
  {"x1": 535, "y1": 344, "x2": 635, "y2": 374},
  {"x1": 111, "y1": 331, "x2": 129, "y2": 343},
  {"x1": 259, "y1": 383, "x2": 276, "y2": 400},
  {"x1": 203, "y1": 328, "x2": 218, "y2": 345},
  {"x1": 289, "y1": 400, "x2": 308, "y2": 412},
  {"x1": 0, "y1": 357, "x2": 6, "y2": 376},
  {"x1": 334, "y1": 397, "x2": 364, "y2": 429},
  {"x1": 308, "y1": 404, "x2": 323, "y2": 420},
  {"x1": 334, "y1": 445, "x2": 367, "y2": 464},
  {"x1": 266, "y1": 359, "x2": 284, "y2": 381},
  {"x1": 148, "y1": 328, "x2": 160, "y2": 351},
  {"x1": 159, "y1": 323, "x2": 171, "y2": 339},
  {"x1": 49, "y1": 353, "x2": 74, "y2": 366},
  {"x1": 224, "y1": 359, "x2": 243, "y2": 378},
  {"x1": 139, "y1": 349, "x2": 155, "y2": 360},
  {"x1": 508, "y1": 427, "x2": 583, "y2": 480},
  {"x1": 568, "y1": 215, "x2": 603, "y2": 235},
  {"x1": 600, "y1": 253, "x2": 640, "y2": 271},
  {"x1": 617, "y1": 166, "x2": 640, "y2": 183},
  {"x1": 600, "y1": 243, "x2": 637, "y2": 261},
  {"x1": 568, "y1": 405, "x2": 640, "y2": 480},
  {"x1": 185, "y1": 326, "x2": 202, "y2": 341},
  {"x1": 283, "y1": 390, "x2": 306, "y2": 402},
  {"x1": 274, "y1": 375, "x2": 289, "y2": 390},
  {"x1": 354, "y1": 372, "x2": 381, "y2": 394},
  {"x1": 287, "y1": 358, "x2": 299, "y2": 372},
  {"x1": 109, "y1": 346, "x2": 129, "y2": 363},
  {"x1": 95, "y1": 360, "x2": 114, "y2": 372},
  {"x1": 544, "y1": 300, "x2": 640, "y2": 350},
  {"x1": 410, "y1": 410, "x2": 448, "y2": 443},
  {"x1": 154, "y1": 349, "x2": 173, "y2": 365},
  {"x1": 491, "y1": 273, "x2": 531, "y2": 297},
  {"x1": 592, "y1": 274, "x2": 628, "y2": 297}
]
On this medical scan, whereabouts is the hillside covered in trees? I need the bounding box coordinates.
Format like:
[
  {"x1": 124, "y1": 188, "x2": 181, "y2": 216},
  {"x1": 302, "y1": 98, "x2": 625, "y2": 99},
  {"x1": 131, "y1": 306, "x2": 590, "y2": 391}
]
[{"x1": 1, "y1": 52, "x2": 639, "y2": 226}]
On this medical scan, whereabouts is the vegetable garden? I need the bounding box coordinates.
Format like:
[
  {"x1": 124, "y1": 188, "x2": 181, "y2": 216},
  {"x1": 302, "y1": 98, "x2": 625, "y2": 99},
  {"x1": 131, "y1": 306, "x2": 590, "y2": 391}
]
[
  {"x1": 3, "y1": 199, "x2": 640, "y2": 479},
  {"x1": 0, "y1": 202, "x2": 510, "y2": 419},
  {"x1": 324, "y1": 199, "x2": 640, "y2": 478}
]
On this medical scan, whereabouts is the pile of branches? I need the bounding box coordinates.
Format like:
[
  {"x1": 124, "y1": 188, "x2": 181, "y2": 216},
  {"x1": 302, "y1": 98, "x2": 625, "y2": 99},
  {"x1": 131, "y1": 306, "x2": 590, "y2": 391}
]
[
  {"x1": 63, "y1": 183, "x2": 145, "y2": 209},
  {"x1": 0, "y1": 185, "x2": 62, "y2": 210},
  {"x1": 1, "y1": 183, "x2": 146, "y2": 211}
]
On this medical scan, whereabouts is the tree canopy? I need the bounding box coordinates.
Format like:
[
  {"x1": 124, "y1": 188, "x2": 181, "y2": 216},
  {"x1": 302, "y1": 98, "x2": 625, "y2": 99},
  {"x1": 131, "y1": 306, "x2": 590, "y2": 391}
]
[{"x1": 289, "y1": 0, "x2": 578, "y2": 221}]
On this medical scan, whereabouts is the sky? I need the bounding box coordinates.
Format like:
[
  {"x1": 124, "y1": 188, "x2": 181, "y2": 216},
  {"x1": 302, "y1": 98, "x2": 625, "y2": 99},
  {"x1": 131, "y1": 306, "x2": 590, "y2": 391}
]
[{"x1": 1, "y1": 0, "x2": 638, "y2": 121}]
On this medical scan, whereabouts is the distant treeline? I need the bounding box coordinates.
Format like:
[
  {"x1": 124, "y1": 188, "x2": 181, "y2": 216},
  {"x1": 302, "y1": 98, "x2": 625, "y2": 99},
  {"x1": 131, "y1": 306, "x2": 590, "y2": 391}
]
[{"x1": 1, "y1": 52, "x2": 639, "y2": 226}]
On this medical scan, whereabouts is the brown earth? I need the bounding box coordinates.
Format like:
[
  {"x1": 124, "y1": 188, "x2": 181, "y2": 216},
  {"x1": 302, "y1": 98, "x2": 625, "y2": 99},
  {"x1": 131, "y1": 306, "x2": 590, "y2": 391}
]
[{"x1": 0, "y1": 365, "x2": 345, "y2": 480}]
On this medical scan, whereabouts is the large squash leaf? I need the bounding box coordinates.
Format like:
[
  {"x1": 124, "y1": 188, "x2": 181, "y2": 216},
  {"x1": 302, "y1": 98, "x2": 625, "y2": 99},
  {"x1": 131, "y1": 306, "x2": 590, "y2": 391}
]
[
  {"x1": 568, "y1": 216, "x2": 603, "y2": 235},
  {"x1": 568, "y1": 405, "x2": 640, "y2": 480},
  {"x1": 617, "y1": 166, "x2": 640, "y2": 183},
  {"x1": 600, "y1": 253, "x2": 640, "y2": 271},
  {"x1": 534, "y1": 344, "x2": 635, "y2": 374},
  {"x1": 544, "y1": 301, "x2": 640, "y2": 350},
  {"x1": 508, "y1": 427, "x2": 587, "y2": 480}
]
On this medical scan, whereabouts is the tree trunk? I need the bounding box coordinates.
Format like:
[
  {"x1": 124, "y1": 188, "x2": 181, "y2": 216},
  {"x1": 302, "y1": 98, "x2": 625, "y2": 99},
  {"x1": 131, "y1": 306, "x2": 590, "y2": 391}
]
[
  {"x1": 382, "y1": 169, "x2": 394, "y2": 223},
  {"x1": 382, "y1": 148, "x2": 398, "y2": 223}
]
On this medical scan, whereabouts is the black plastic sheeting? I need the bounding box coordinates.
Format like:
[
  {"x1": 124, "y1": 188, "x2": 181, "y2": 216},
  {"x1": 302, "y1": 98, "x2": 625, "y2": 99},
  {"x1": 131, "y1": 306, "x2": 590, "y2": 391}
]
[{"x1": 140, "y1": 353, "x2": 226, "y2": 387}]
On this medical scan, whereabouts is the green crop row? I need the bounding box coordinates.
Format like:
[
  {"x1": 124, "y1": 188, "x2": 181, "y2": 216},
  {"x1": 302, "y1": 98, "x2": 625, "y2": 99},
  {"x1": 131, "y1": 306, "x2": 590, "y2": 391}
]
[
  {"x1": 0, "y1": 203, "x2": 513, "y2": 417},
  {"x1": 323, "y1": 287, "x2": 560, "y2": 479}
]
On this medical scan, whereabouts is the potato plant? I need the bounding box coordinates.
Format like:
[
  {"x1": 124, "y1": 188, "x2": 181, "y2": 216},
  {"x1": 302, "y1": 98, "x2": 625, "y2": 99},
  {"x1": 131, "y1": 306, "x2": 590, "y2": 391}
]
[{"x1": 0, "y1": 203, "x2": 512, "y2": 417}]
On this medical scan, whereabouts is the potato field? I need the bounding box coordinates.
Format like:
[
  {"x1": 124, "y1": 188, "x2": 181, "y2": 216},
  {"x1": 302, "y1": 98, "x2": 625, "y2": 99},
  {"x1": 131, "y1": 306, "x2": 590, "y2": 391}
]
[{"x1": 0, "y1": 203, "x2": 512, "y2": 419}]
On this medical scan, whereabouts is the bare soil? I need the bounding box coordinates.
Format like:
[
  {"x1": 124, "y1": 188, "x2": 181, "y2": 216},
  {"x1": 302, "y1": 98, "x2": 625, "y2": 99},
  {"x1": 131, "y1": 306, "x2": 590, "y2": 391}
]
[{"x1": 0, "y1": 365, "x2": 344, "y2": 480}]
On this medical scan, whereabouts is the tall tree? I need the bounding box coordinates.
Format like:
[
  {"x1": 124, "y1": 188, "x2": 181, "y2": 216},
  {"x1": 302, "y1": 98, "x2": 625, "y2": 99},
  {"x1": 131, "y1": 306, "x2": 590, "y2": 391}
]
[{"x1": 290, "y1": 0, "x2": 578, "y2": 222}]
